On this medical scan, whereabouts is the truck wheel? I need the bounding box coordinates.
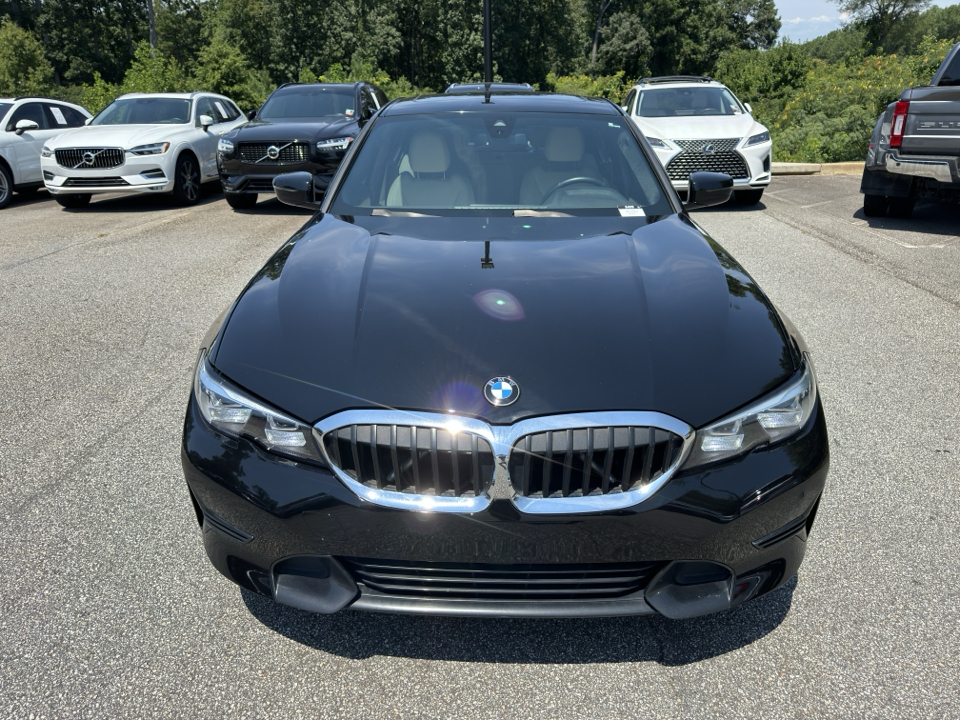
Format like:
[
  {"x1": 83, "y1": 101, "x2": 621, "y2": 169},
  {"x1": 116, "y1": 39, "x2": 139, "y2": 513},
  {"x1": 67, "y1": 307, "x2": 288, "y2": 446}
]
[
  {"x1": 863, "y1": 194, "x2": 887, "y2": 217},
  {"x1": 734, "y1": 189, "x2": 764, "y2": 205},
  {"x1": 225, "y1": 192, "x2": 258, "y2": 210},
  {"x1": 888, "y1": 196, "x2": 915, "y2": 219},
  {"x1": 54, "y1": 193, "x2": 92, "y2": 209}
]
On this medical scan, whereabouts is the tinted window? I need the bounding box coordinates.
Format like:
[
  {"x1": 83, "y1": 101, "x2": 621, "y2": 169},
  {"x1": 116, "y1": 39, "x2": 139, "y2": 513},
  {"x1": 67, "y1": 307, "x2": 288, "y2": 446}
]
[
  {"x1": 195, "y1": 97, "x2": 216, "y2": 122},
  {"x1": 624, "y1": 89, "x2": 636, "y2": 113},
  {"x1": 92, "y1": 97, "x2": 192, "y2": 125},
  {"x1": 6, "y1": 102, "x2": 48, "y2": 131},
  {"x1": 374, "y1": 88, "x2": 388, "y2": 107},
  {"x1": 361, "y1": 89, "x2": 378, "y2": 119},
  {"x1": 45, "y1": 103, "x2": 85, "y2": 127},
  {"x1": 331, "y1": 111, "x2": 671, "y2": 216},
  {"x1": 0, "y1": 103, "x2": 12, "y2": 124},
  {"x1": 258, "y1": 86, "x2": 356, "y2": 121},
  {"x1": 217, "y1": 98, "x2": 241, "y2": 121},
  {"x1": 635, "y1": 87, "x2": 745, "y2": 117},
  {"x1": 938, "y1": 51, "x2": 960, "y2": 86}
]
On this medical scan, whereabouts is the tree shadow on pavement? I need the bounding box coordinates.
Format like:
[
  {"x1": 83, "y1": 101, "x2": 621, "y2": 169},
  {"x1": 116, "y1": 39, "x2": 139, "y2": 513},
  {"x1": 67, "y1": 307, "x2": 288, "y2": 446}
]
[
  {"x1": 61, "y1": 182, "x2": 226, "y2": 213},
  {"x1": 242, "y1": 575, "x2": 796, "y2": 666}
]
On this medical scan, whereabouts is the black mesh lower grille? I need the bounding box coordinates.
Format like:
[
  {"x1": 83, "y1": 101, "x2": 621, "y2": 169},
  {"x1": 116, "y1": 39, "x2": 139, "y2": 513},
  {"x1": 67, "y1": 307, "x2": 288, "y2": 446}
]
[
  {"x1": 341, "y1": 557, "x2": 663, "y2": 600},
  {"x1": 323, "y1": 424, "x2": 495, "y2": 497},
  {"x1": 62, "y1": 176, "x2": 129, "y2": 187},
  {"x1": 508, "y1": 426, "x2": 684, "y2": 498},
  {"x1": 666, "y1": 150, "x2": 748, "y2": 180},
  {"x1": 241, "y1": 178, "x2": 276, "y2": 192}
]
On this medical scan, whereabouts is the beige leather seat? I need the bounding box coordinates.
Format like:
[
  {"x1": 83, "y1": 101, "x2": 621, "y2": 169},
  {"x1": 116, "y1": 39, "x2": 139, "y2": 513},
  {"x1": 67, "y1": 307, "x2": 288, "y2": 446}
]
[
  {"x1": 387, "y1": 132, "x2": 474, "y2": 207},
  {"x1": 519, "y1": 127, "x2": 599, "y2": 205}
]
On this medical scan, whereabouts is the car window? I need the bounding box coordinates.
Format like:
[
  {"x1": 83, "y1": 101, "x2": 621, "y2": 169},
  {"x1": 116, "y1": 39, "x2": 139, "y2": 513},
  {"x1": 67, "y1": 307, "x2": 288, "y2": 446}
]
[
  {"x1": 45, "y1": 103, "x2": 85, "y2": 128},
  {"x1": 361, "y1": 89, "x2": 378, "y2": 119},
  {"x1": 92, "y1": 97, "x2": 192, "y2": 125},
  {"x1": 374, "y1": 88, "x2": 388, "y2": 108},
  {"x1": 938, "y1": 51, "x2": 960, "y2": 85},
  {"x1": 331, "y1": 111, "x2": 672, "y2": 217},
  {"x1": 195, "y1": 97, "x2": 217, "y2": 123},
  {"x1": 623, "y1": 89, "x2": 636, "y2": 113},
  {"x1": 258, "y1": 86, "x2": 356, "y2": 121},
  {"x1": 6, "y1": 102, "x2": 48, "y2": 131},
  {"x1": 0, "y1": 103, "x2": 12, "y2": 124},
  {"x1": 215, "y1": 98, "x2": 241, "y2": 121},
  {"x1": 635, "y1": 87, "x2": 744, "y2": 117}
]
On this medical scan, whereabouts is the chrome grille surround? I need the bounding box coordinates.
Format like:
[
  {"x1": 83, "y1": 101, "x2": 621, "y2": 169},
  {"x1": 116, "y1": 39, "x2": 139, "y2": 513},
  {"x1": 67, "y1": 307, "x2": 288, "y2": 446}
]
[
  {"x1": 314, "y1": 410, "x2": 694, "y2": 514},
  {"x1": 55, "y1": 148, "x2": 125, "y2": 170},
  {"x1": 238, "y1": 142, "x2": 310, "y2": 165},
  {"x1": 666, "y1": 138, "x2": 748, "y2": 181}
]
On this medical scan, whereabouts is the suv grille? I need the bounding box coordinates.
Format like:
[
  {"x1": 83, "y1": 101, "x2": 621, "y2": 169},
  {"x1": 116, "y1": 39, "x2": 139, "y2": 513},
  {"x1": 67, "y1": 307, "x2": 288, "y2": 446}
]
[
  {"x1": 508, "y1": 427, "x2": 684, "y2": 498},
  {"x1": 238, "y1": 142, "x2": 310, "y2": 165},
  {"x1": 56, "y1": 148, "x2": 125, "y2": 170},
  {"x1": 321, "y1": 424, "x2": 495, "y2": 498},
  {"x1": 340, "y1": 557, "x2": 663, "y2": 600},
  {"x1": 666, "y1": 138, "x2": 748, "y2": 180}
]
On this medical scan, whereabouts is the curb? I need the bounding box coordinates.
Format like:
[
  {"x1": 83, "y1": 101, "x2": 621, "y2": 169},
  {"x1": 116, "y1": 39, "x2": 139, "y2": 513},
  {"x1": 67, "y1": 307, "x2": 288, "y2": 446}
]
[{"x1": 772, "y1": 161, "x2": 864, "y2": 176}]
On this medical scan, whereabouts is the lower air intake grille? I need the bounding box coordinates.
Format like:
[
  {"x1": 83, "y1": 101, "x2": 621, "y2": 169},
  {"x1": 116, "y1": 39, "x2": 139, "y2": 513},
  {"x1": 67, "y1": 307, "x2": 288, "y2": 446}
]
[
  {"x1": 509, "y1": 426, "x2": 684, "y2": 498},
  {"x1": 340, "y1": 557, "x2": 663, "y2": 600},
  {"x1": 238, "y1": 142, "x2": 310, "y2": 165},
  {"x1": 55, "y1": 148, "x2": 124, "y2": 169},
  {"x1": 322, "y1": 424, "x2": 495, "y2": 498},
  {"x1": 63, "y1": 176, "x2": 129, "y2": 187},
  {"x1": 242, "y1": 178, "x2": 276, "y2": 192},
  {"x1": 666, "y1": 138, "x2": 748, "y2": 181}
]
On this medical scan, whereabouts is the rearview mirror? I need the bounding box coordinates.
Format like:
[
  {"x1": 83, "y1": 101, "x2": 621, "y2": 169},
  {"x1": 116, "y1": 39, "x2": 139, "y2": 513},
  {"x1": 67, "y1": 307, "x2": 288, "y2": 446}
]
[
  {"x1": 274, "y1": 172, "x2": 322, "y2": 209},
  {"x1": 15, "y1": 119, "x2": 39, "y2": 135},
  {"x1": 199, "y1": 114, "x2": 215, "y2": 128},
  {"x1": 684, "y1": 171, "x2": 733, "y2": 210}
]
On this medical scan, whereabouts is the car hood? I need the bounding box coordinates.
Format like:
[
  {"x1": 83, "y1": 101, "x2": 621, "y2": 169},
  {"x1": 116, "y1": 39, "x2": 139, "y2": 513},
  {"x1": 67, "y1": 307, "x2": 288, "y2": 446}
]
[
  {"x1": 212, "y1": 214, "x2": 797, "y2": 429},
  {"x1": 226, "y1": 118, "x2": 358, "y2": 143},
  {"x1": 46, "y1": 124, "x2": 190, "y2": 149},
  {"x1": 632, "y1": 113, "x2": 765, "y2": 142}
]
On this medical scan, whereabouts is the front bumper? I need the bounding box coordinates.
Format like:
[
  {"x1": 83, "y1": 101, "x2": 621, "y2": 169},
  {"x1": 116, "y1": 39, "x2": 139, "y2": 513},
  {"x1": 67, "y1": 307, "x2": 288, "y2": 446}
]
[
  {"x1": 218, "y1": 151, "x2": 343, "y2": 194},
  {"x1": 182, "y1": 393, "x2": 829, "y2": 619},
  {"x1": 41, "y1": 153, "x2": 174, "y2": 195},
  {"x1": 652, "y1": 140, "x2": 772, "y2": 192}
]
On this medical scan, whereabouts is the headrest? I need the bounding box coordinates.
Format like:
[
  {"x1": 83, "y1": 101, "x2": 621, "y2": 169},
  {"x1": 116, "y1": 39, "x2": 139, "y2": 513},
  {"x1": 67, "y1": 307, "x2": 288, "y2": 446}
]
[
  {"x1": 408, "y1": 132, "x2": 450, "y2": 173},
  {"x1": 545, "y1": 127, "x2": 584, "y2": 162}
]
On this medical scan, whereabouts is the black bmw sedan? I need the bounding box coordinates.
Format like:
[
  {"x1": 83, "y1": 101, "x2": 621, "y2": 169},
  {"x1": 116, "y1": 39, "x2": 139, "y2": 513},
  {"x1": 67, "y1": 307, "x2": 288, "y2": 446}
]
[
  {"x1": 183, "y1": 92, "x2": 829, "y2": 620},
  {"x1": 216, "y1": 82, "x2": 386, "y2": 209}
]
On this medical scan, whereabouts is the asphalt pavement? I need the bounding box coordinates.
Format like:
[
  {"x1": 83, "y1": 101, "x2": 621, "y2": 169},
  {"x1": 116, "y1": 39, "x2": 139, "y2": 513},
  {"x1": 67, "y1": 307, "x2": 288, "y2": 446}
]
[{"x1": 0, "y1": 178, "x2": 957, "y2": 718}]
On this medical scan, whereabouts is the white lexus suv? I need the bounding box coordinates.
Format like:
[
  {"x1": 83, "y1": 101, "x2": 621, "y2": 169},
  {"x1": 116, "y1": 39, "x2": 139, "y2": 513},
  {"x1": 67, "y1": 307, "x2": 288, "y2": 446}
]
[
  {"x1": 41, "y1": 92, "x2": 247, "y2": 208},
  {"x1": 0, "y1": 96, "x2": 91, "y2": 209},
  {"x1": 623, "y1": 76, "x2": 772, "y2": 205}
]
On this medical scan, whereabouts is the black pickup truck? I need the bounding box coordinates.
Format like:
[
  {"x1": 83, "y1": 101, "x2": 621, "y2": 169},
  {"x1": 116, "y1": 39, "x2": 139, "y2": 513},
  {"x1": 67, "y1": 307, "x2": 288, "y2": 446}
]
[{"x1": 861, "y1": 41, "x2": 960, "y2": 218}]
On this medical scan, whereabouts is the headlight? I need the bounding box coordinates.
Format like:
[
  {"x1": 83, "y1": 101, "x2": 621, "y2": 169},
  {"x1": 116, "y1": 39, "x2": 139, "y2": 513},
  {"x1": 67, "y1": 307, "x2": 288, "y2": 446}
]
[
  {"x1": 41, "y1": 145, "x2": 54, "y2": 157},
  {"x1": 681, "y1": 358, "x2": 817, "y2": 469},
  {"x1": 745, "y1": 131, "x2": 770, "y2": 147},
  {"x1": 128, "y1": 142, "x2": 170, "y2": 156},
  {"x1": 317, "y1": 137, "x2": 353, "y2": 151},
  {"x1": 645, "y1": 137, "x2": 669, "y2": 149},
  {"x1": 194, "y1": 352, "x2": 325, "y2": 466},
  {"x1": 218, "y1": 138, "x2": 235, "y2": 154}
]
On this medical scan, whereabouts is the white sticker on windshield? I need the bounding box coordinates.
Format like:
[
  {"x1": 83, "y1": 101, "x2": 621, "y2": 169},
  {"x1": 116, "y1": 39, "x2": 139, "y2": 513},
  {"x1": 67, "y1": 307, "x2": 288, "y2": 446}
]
[
  {"x1": 214, "y1": 101, "x2": 227, "y2": 120},
  {"x1": 50, "y1": 106, "x2": 67, "y2": 125},
  {"x1": 618, "y1": 206, "x2": 646, "y2": 217}
]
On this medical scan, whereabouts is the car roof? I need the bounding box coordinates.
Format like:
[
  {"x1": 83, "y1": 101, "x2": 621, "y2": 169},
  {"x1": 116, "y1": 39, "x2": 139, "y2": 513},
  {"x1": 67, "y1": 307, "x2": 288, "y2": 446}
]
[
  {"x1": 444, "y1": 82, "x2": 535, "y2": 94},
  {"x1": 272, "y1": 82, "x2": 364, "y2": 93},
  {"x1": 115, "y1": 92, "x2": 227, "y2": 100},
  {"x1": 381, "y1": 93, "x2": 619, "y2": 116},
  {"x1": 1, "y1": 96, "x2": 83, "y2": 103},
  {"x1": 630, "y1": 76, "x2": 727, "y2": 91}
]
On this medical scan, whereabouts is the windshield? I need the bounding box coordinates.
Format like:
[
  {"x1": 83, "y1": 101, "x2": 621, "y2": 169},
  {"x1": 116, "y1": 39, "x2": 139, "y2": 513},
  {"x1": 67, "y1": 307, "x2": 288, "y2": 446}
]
[
  {"x1": 92, "y1": 97, "x2": 192, "y2": 125},
  {"x1": 330, "y1": 112, "x2": 672, "y2": 217},
  {"x1": 258, "y1": 86, "x2": 356, "y2": 121},
  {"x1": 635, "y1": 87, "x2": 744, "y2": 117}
]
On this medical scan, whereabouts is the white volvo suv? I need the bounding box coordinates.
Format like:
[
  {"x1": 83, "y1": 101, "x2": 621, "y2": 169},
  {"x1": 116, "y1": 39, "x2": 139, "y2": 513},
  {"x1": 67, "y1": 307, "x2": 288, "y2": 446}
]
[
  {"x1": 623, "y1": 76, "x2": 772, "y2": 205},
  {"x1": 0, "y1": 97, "x2": 91, "y2": 209},
  {"x1": 41, "y1": 92, "x2": 247, "y2": 208}
]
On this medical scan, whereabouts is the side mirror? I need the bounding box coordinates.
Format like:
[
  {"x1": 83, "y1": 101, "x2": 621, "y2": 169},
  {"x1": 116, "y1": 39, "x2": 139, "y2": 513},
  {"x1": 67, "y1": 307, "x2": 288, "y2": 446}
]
[
  {"x1": 684, "y1": 171, "x2": 733, "y2": 210},
  {"x1": 247, "y1": 109, "x2": 257, "y2": 120},
  {"x1": 274, "y1": 172, "x2": 322, "y2": 209},
  {"x1": 744, "y1": 103, "x2": 753, "y2": 114},
  {"x1": 84, "y1": 117, "x2": 92, "y2": 125},
  {"x1": 15, "y1": 119, "x2": 40, "y2": 135},
  {"x1": 199, "y1": 114, "x2": 215, "y2": 128}
]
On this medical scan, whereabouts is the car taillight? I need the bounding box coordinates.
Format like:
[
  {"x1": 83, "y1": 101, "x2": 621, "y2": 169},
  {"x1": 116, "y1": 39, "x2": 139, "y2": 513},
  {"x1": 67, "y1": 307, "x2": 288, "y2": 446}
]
[{"x1": 890, "y1": 101, "x2": 909, "y2": 148}]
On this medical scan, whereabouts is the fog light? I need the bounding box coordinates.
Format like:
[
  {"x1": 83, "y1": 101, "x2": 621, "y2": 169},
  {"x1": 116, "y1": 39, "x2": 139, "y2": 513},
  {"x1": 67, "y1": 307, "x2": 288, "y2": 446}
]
[{"x1": 645, "y1": 561, "x2": 735, "y2": 619}]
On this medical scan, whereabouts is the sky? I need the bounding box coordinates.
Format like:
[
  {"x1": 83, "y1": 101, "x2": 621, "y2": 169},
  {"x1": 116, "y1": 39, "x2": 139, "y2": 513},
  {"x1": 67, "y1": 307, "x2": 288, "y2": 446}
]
[{"x1": 776, "y1": 0, "x2": 952, "y2": 42}]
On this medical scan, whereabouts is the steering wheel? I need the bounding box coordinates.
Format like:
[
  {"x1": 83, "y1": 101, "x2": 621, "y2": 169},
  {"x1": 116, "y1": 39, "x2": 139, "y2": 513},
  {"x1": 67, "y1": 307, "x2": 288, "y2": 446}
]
[{"x1": 540, "y1": 176, "x2": 608, "y2": 206}]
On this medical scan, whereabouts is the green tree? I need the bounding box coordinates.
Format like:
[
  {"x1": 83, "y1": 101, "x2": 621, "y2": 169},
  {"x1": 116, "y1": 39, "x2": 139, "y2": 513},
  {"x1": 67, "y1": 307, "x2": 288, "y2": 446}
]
[
  {"x1": 119, "y1": 40, "x2": 187, "y2": 93},
  {"x1": 194, "y1": 36, "x2": 261, "y2": 107},
  {"x1": 0, "y1": 18, "x2": 53, "y2": 95},
  {"x1": 595, "y1": 12, "x2": 651, "y2": 79},
  {"x1": 832, "y1": 0, "x2": 931, "y2": 49}
]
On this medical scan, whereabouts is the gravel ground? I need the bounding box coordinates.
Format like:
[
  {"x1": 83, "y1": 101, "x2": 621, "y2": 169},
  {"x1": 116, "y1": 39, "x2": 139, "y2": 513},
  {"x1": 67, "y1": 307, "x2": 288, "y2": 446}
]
[{"x1": 0, "y1": 178, "x2": 957, "y2": 718}]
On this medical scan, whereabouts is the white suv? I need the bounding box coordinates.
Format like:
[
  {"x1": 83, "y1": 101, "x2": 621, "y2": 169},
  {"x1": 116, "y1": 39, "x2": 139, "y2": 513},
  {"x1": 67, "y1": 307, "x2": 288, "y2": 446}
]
[
  {"x1": 41, "y1": 92, "x2": 247, "y2": 208},
  {"x1": 622, "y1": 76, "x2": 772, "y2": 205},
  {"x1": 0, "y1": 97, "x2": 91, "y2": 209}
]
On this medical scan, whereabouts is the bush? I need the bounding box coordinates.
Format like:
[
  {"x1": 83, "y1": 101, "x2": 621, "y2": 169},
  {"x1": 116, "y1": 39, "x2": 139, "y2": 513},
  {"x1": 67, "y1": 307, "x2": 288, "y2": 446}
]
[
  {"x1": 542, "y1": 71, "x2": 627, "y2": 99},
  {"x1": 0, "y1": 18, "x2": 54, "y2": 96}
]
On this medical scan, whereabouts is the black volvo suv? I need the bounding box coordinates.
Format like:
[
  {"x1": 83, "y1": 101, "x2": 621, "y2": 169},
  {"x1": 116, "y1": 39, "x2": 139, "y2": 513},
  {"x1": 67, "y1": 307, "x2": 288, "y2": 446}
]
[{"x1": 217, "y1": 82, "x2": 387, "y2": 209}]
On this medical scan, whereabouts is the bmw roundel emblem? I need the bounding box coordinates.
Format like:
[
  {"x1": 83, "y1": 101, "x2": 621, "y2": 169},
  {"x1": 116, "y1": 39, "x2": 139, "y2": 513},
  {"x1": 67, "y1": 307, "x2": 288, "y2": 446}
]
[{"x1": 484, "y1": 377, "x2": 520, "y2": 407}]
